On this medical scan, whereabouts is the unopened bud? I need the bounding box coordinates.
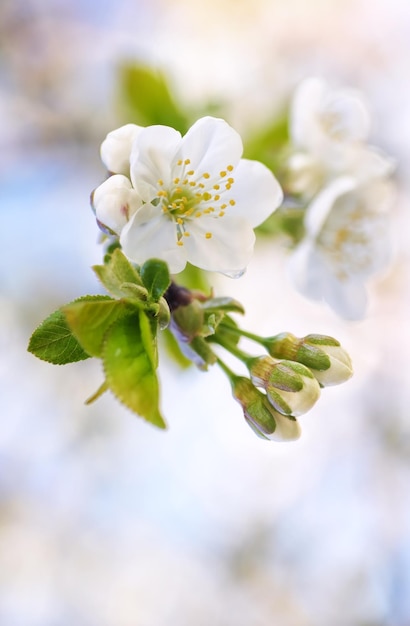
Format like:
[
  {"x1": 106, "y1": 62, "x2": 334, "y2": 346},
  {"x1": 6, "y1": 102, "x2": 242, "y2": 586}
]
[
  {"x1": 232, "y1": 377, "x2": 301, "y2": 442},
  {"x1": 249, "y1": 355, "x2": 320, "y2": 417},
  {"x1": 267, "y1": 332, "x2": 353, "y2": 386}
]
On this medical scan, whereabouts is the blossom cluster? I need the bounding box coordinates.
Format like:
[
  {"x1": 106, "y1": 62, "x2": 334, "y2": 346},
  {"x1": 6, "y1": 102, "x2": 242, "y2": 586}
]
[
  {"x1": 92, "y1": 116, "x2": 283, "y2": 277},
  {"x1": 284, "y1": 78, "x2": 396, "y2": 319}
]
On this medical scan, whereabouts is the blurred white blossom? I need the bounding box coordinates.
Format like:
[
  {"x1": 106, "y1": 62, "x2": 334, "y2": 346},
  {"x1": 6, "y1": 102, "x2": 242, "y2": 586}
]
[
  {"x1": 93, "y1": 116, "x2": 283, "y2": 274},
  {"x1": 289, "y1": 176, "x2": 395, "y2": 319},
  {"x1": 285, "y1": 77, "x2": 395, "y2": 197}
]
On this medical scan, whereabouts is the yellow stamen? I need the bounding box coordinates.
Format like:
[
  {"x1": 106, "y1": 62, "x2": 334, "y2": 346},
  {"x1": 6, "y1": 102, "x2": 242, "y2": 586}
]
[
  {"x1": 219, "y1": 170, "x2": 227, "y2": 178},
  {"x1": 158, "y1": 179, "x2": 164, "y2": 186},
  {"x1": 214, "y1": 194, "x2": 220, "y2": 201},
  {"x1": 203, "y1": 192, "x2": 212, "y2": 201},
  {"x1": 227, "y1": 165, "x2": 234, "y2": 172},
  {"x1": 203, "y1": 172, "x2": 210, "y2": 179},
  {"x1": 177, "y1": 159, "x2": 183, "y2": 166},
  {"x1": 187, "y1": 170, "x2": 194, "y2": 176},
  {"x1": 184, "y1": 159, "x2": 191, "y2": 165},
  {"x1": 177, "y1": 241, "x2": 184, "y2": 246},
  {"x1": 219, "y1": 211, "x2": 225, "y2": 217},
  {"x1": 173, "y1": 177, "x2": 180, "y2": 184},
  {"x1": 184, "y1": 232, "x2": 190, "y2": 237},
  {"x1": 205, "y1": 232, "x2": 212, "y2": 239},
  {"x1": 213, "y1": 184, "x2": 220, "y2": 190},
  {"x1": 177, "y1": 218, "x2": 184, "y2": 225}
]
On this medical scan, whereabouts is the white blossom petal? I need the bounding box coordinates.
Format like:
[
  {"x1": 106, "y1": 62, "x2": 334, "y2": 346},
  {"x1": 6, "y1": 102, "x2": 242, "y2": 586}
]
[
  {"x1": 100, "y1": 124, "x2": 142, "y2": 175},
  {"x1": 291, "y1": 77, "x2": 371, "y2": 152},
  {"x1": 92, "y1": 175, "x2": 142, "y2": 234},
  {"x1": 130, "y1": 126, "x2": 182, "y2": 202},
  {"x1": 184, "y1": 216, "x2": 255, "y2": 274},
  {"x1": 267, "y1": 414, "x2": 302, "y2": 442},
  {"x1": 120, "y1": 204, "x2": 187, "y2": 273},
  {"x1": 176, "y1": 116, "x2": 243, "y2": 179},
  {"x1": 230, "y1": 159, "x2": 283, "y2": 227}
]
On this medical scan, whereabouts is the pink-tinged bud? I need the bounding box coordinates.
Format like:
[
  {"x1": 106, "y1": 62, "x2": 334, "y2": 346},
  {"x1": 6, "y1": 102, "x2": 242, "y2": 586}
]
[
  {"x1": 249, "y1": 356, "x2": 321, "y2": 417},
  {"x1": 266, "y1": 332, "x2": 353, "y2": 386}
]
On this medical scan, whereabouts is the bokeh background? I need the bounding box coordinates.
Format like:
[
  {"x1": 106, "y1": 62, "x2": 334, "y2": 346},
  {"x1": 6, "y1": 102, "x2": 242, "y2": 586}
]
[{"x1": 1, "y1": 0, "x2": 410, "y2": 624}]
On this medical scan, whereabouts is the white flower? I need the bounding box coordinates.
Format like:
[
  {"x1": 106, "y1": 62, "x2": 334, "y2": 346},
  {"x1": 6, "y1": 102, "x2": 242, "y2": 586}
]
[
  {"x1": 93, "y1": 116, "x2": 283, "y2": 275},
  {"x1": 286, "y1": 77, "x2": 394, "y2": 197},
  {"x1": 289, "y1": 176, "x2": 395, "y2": 319}
]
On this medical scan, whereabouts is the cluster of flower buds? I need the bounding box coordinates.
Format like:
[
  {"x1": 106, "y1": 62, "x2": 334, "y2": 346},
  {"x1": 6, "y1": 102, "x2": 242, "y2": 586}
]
[{"x1": 164, "y1": 284, "x2": 353, "y2": 441}]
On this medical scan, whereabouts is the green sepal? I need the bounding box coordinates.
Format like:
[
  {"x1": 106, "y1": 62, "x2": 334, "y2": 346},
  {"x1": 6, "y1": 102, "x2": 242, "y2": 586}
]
[
  {"x1": 85, "y1": 380, "x2": 109, "y2": 405},
  {"x1": 62, "y1": 297, "x2": 136, "y2": 358},
  {"x1": 189, "y1": 336, "x2": 217, "y2": 370},
  {"x1": 102, "y1": 312, "x2": 166, "y2": 429},
  {"x1": 140, "y1": 258, "x2": 171, "y2": 302},
  {"x1": 28, "y1": 305, "x2": 91, "y2": 365},
  {"x1": 92, "y1": 248, "x2": 143, "y2": 298}
]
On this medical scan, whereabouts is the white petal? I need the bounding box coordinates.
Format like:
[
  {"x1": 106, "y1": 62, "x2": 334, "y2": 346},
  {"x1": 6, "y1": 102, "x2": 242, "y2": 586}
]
[
  {"x1": 346, "y1": 145, "x2": 396, "y2": 182},
  {"x1": 120, "y1": 204, "x2": 187, "y2": 273},
  {"x1": 324, "y1": 275, "x2": 368, "y2": 320},
  {"x1": 291, "y1": 77, "x2": 371, "y2": 151},
  {"x1": 229, "y1": 159, "x2": 283, "y2": 227},
  {"x1": 92, "y1": 175, "x2": 142, "y2": 234},
  {"x1": 100, "y1": 124, "x2": 143, "y2": 175},
  {"x1": 130, "y1": 126, "x2": 182, "y2": 202},
  {"x1": 304, "y1": 177, "x2": 357, "y2": 236},
  {"x1": 184, "y1": 216, "x2": 255, "y2": 273},
  {"x1": 267, "y1": 414, "x2": 302, "y2": 442},
  {"x1": 176, "y1": 116, "x2": 243, "y2": 179}
]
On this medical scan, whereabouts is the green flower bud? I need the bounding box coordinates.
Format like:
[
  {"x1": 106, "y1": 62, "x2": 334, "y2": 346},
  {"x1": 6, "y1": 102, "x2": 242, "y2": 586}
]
[
  {"x1": 266, "y1": 332, "x2": 353, "y2": 387},
  {"x1": 231, "y1": 377, "x2": 301, "y2": 442},
  {"x1": 249, "y1": 356, "x2": 321, "y2": 417}
]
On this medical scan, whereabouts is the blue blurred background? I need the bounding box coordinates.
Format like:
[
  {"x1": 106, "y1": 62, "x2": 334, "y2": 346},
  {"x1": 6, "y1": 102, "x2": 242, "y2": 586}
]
[{"x1": 1, "y1": 0, "x2": 410, "y2": 624}]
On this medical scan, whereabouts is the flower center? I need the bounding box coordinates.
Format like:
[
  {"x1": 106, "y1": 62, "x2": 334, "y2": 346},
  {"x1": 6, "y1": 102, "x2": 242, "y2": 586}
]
[{"x1": 156, "y1": 158, "x2": 236, "y2": 246}]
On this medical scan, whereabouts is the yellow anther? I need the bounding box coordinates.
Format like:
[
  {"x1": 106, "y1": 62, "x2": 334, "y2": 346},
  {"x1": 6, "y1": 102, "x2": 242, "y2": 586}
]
[
  {"x1": 157, "y1": 190, "x2": 167, "y2": 197},
  {"x1": 195, "y1": 212, "x2": 202, "y2": 218},
  {"x1": 177, "y1": 159, "x2": 183, "y2": 166},
  {"x1": 199, "y1": 183, "x2": 205, "y2": 188},
  {"x1": 203, "y1": 192, "x2": 212, "y2": 201},
  {"x1": 219, "y1": 211, "x2": 225, "y2": 217},
  {"x1": 203, "y1": 172, "x2": 210, "y2": 179},
  {"x1": 214, "y1": 194, "x2": 220, "y2": 201},
  {"x1": 229, "y1": 199, "x2": 236, "y2": 206},
  {"x1": 189, "y1": 181, "x2": 196, "y2": 186},
  {"x1": 221, "y1": 203, "x2": 227, "y2": 209},
  {"x1": 184, "y1": 158, "x2": 191, "y2": 165},
  {"x1": 175, "y1": 187, "x2": 182, "y2": 194},
  {"x1": 177, "y1": 241, "x2": 184, "y2": 246},
  {"x1": 228, "y1": 177, "x2": 234, "y2": 184},
  {"x1": 195, "y1": 193, "x2": 202, "y2": 198},
  {"x1": 183, "y1": 179, "x2": 188, "y2": 185},
  {"x1": 177, "y1": 217, "x2": 184, "y2": 224},
  {"x1": 184, "y1": 208, "x2": 194, "y2": 216},
  {"x1": 225, "y1": 183, "x2": 232, "y2": 190},
  {"x1": 158, "y1": 179, "x2": 164, "y2": 186},
  {"x1": 184, "y1": 232, "x2": 190, "y2": 237},
  {"x1": 205, "y1": 232, "x2": 212, "y2": 239},
  {"x1": 173, "y1": 177, "x2": 180, "y2": 184},
  {"x1": 213, "y1": 184, "x2": 220, "y2": 190},
  {"x1": 227, "y1": 165, "x2": 234, "y2": 171},
  {"x1": 203, "y1": 209, "x2": 211, "y2": 214},
  {"x1": 187, "y1": 170, "x2": 194, "y2": 176},
  {"x1": 219, "y1": 170, "x2": 227, "y2": 178}
]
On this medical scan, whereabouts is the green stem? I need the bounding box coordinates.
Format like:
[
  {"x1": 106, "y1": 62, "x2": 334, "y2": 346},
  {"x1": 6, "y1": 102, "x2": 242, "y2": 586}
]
[
  {"x1": 212, "y1": 334, "x2": 253, "y2": 367},
  {"x1": 218, "y1": 322, "x2": 265, "y2": 346},
  {"x1": 215, "y1": 356, "x2": 237, "y2": 384}
]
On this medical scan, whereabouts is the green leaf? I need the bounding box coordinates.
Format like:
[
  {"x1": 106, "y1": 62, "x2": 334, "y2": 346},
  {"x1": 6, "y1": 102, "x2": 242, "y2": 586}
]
[
  {"x1": 103, "y1": 313, "x2": 166, "y2": 428},
  {"x1": 140, "y1": 258, "x2": 171, "y2": 302},
  {"x1": 202, "y1": 296, "x2": 245, "y2": 315},
  {"x1": 93, "y1": 248, "x2": 143, "y2": 298},
  {"x1": 62, "y1": 297, "x2": 135, "y2": 358},
  {"x1": 117, "y1": 62, "x2": 189, "y2": 133},
  {"x1": 28, "y1": 308, "x2": 90, "y2": 365}
]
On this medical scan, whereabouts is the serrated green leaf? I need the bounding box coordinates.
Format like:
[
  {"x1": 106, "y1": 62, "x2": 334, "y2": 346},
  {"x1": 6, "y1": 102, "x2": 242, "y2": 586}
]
[
  {"x1": 93, "y1": 248, "x2": 143, "y2": 298},
  {"x1": 103, "y1": 314, "x2": 166, "y2": 428},
  {"x1": 62, "y1": 298, "x2": 135, "y2": 358},
  {"x1": 28, "y1": 308, "x2": 90, "y2": 365},
  {"x1": 140, "y1": 258, "x2": 171, "y2": 302}
]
